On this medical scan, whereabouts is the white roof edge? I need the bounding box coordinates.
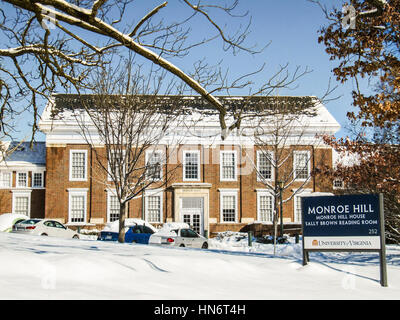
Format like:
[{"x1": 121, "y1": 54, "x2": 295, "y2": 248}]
[{"x1": 39, "y1": 95, "x2": 341, "y2": 136}]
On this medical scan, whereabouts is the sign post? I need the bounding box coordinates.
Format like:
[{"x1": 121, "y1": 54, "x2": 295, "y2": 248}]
[{"x1": 301, "y1": 193, "x2": 387, "y2": 287}]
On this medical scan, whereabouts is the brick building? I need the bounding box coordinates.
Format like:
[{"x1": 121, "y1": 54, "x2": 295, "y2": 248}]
[
  {"x1": 2, "y1": 94, "x2": 341, "y2": 237},
  {"x1": 36, "y1": 94, "x2": 340, "y2": 236},
  {"x1": 0, "y1": 141, "x2": 46, "y2": 218}
]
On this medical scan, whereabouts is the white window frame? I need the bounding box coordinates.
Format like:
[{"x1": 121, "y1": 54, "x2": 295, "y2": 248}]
[
  {"x1": 293, "y1": 189, "x2": 313, "y2": 223},
  {"x1": 69, "y1": 150, "x2": 88, "y2": 181},
  {"x1": 107, "y1": 149, "x2": 126, "y2": 182},
  {"x1": 16, "y1": 171, "x2": 28, "y2": 188},
  {"x1": 106, "y1": 189, "x2": 120, "y2": 223},
  {"x1": 256, "y1": 190, "x2": 274, "y2": 223},
  {"x1": 67, "y1": 188, "x2": 88, "y2": 225},
  {"x1": 183, "y1": 150, "x2": 200, "y2": 182},
  {"x1": 220, "y1": 150, "x2": 237, "y2": 182},
  {"x1": 145, "y1": 150, "x2": 164, "y2": 181},
  {"x1": 293, "y1": 151, "x2": 311, "y2": 181},
  {"x1": 12, "y1": 190, "x2": 32, "y2": 217},
  {"x1": 145, "y1": 189, "x2": 163, "y2": 223},
  {"x1": 32, "y1": 171, "x2": 45, "y2": 188},
  {"x1": 0, "y1": 171, "x2": 12, "y2": 188},
  {"x1": 219, "y1": 189, "x2": 238, "y2": 223},
  {"x1": 333, "y1": 178, "x2": 344, "y2": 189},
  {"x1": 257, "y1": 150, "x2": 274, "y2": 182}
]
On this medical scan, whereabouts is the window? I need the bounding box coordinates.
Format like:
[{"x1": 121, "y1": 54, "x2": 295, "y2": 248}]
[
  {"x1": 54, "y1": 221, "x2": 66, "y2": 229},
  {"x1": 294, "y1": 195, "x2": 303, "y2": 223},
  {"x1": 142, "y1": 226, "x2": 155, "y2": 234},
  {"x1": 333, "y1": 179, "x2": 344, "y2": 189},
  {"x1": 220, "y1": 190, "x2": 238, "y2": 223},
  {"x1": 12, "y1": 190, "x2": 31, "y2": 216},
  {"x1": 146, "y1": 151, "x2": 163, "y2": 181},
  {"x1": 32, "y1": 172, "x2": 44, "y2": 188},
  {"x1": 16, "y1": 172, "x2": 28, "y2": 188},
  {"x1": 257, "y1": 192, "x2": 274, "y2": 222},
  {"x1": 146, "y1": 195, "x2": 161, "y2": 223},
  {"x1": 68, "y1": 189, "x2": 88, "y2": 224},
  {"x1": 107, "y1": 194, "x2": 120, "y2": 222},
  {"x1": 0, "y1": 171, "x2": 11, "y2": 188},
  {"x1": 294, "y1": 151, "x2": 310, "y2": 180},
  {"x1": 181, "y1": 228, "x2": 198, "y2": 237},
  {"x1": 220, "y1": 151, "x2": 237, "y2": 181},
  {"x1": 108, "y1": 150, "x2": 125, "y2": 181},
  {"x1": 145, "y1": 189, "x2": 163, "y2": 223},
  {"x1": 183, "y1": 151, "x2": 200, "y2": 181},
  {"x1": 44, "y1": 221, "x2": 56, "y2": 228},
  {"x1": 69, "y1": 150, "x2": 87, "y2": 181},
  {"x1": 70, "y1": 196, "x2": 85, "y2": 223},
  {"x1": 257, "y1": 151, "x2": 273, "y2": 181},
  {"x1": 14, "y1": 196, "x2": 29, "y2": 215}
]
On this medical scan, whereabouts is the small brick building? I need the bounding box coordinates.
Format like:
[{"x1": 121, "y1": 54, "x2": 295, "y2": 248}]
[
  {"x1": 0, "y1": 142, "x2": 46, "y2": 218},
  {"x1": 1, "y1": 94, "x2": 341, "y2": 237}
]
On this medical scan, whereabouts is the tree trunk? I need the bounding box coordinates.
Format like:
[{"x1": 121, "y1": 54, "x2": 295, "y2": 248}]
[
  {"x1": 118, "y1": 202, "x2": 126, "y2": 243},
  {"x1": 273, "y1": 208, "x2": 278, "y2": 255}
]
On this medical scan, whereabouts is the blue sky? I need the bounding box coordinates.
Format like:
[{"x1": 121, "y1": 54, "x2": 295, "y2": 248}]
[{"x1": 6, "y1": 0, "x2": 366, "y2": 141}]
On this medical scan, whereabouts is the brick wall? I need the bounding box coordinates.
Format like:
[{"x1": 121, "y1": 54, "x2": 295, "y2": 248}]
[
  {"x1": 0, "y1": 171, "x2": 45, "y2": 218},
  {"x1": 44, "y1": 143, "x2": 334, "y2": 234},
  {"x1": 0, "y1": 190, "x2": 12, "y2": 213}
]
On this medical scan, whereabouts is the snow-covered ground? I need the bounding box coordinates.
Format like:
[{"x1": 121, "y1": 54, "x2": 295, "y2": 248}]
[{"x1": 0, "y1": 231, "x2": 399, "y2": 300}]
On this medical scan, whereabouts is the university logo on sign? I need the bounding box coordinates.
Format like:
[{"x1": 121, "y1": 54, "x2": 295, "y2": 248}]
[{"x1": 302, "y1": 194, "x2": 381, "y2": 250}]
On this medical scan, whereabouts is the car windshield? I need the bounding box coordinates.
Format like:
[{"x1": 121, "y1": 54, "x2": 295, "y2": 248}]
[
  {"x1": 21, "y1": 219, "x2": 41, "y2": 225},
  {"x1": 143, "y1": 226, "x2": 154, "y2": 234}
]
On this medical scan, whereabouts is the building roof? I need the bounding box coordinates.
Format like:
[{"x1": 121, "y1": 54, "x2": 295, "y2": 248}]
[
  {"x1": 39, "y1": 93, "x2": 341, "y2": 145},
  {"x1": 1, "y1": 141, "x2": 46, "y2": 165},
  {"x1": 48, "y1": 94, "x2": 319, "y2": 118}
]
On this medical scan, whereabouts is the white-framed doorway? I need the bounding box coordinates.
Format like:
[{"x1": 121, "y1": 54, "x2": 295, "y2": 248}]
[{"x1": 180, "y1": 197, "x2": 204, "y2": 235}]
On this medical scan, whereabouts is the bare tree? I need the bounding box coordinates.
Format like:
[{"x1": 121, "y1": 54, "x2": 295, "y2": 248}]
[
  {"x1": 241, "y1": 96, "x2": 331, "y2": 251},
  {"x1": 0, "y1": 0, "x2": 256, "y2": 140},
  {"x1": 71, "y1": 61, "x2": 198, "y2": 242},
  {"x1": 0, "y1": 0, "x2": 322, "y2": 143}
]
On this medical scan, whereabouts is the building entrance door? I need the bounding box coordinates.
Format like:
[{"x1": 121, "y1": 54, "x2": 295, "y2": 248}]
[{"x1": 180, "y1": 197, "x2": 204, "y2": 235}]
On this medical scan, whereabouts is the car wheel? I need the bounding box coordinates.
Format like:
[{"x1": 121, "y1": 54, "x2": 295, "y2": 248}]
[
  {"x1": 202, "y1": 242, "x2": 208, "y2": 249},
  {"x1": 41, "y1": 233, "x2": 48, "y2": 236},
  {"x1": 179, "y1": 244, "x2": 185, "y2": 247},
  {"x1": 73, "y1": 235, "x2": 79, "y2": 239}
]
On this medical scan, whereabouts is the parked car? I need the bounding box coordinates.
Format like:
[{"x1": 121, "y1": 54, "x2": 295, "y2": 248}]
[
  {"x1": 0, "y1": 213, "x2": 29, "y2": 232},
  {"x1": 255, "y1": 235, "x2": 289, "y2": 244},
  {"x1": 12, "y1": 219, "x2": 80, "y2": 239},
  {"x1": 98, "y1": 218, "x2": 158, "y2": 244},
  {"x1": 149, "y1": 223, "x2": 208, "y2": 249}
]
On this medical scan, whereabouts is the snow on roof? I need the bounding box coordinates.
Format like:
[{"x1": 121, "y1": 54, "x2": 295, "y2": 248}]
[
  {"x1": 151, "y1": 222, "x2": 191, "y2": 237},
  {"x1": 40, "y1": 94, "x2": 340, "y2": 136},
  {"x1": 49, "y1": 94, "x2": 318, "y2": 114},
  {"x1": 332, "y1": 149, "x2": 360, "y2": 168},
  {"x1": 102, "y1": 218, "x2": 158, "y2": 233},
  {"x1": 159, "y1": 222, "x2": 190, "y2": 231}
]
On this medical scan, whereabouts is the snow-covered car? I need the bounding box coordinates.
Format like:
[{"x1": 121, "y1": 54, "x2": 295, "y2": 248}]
[
  {"x1": 98, "y1": 218, "x2": 158, "y2": 244},
  {"x1": 12, "y1": 219, "x2": 80, "y2": 239},
  {"x1": 149, "y1": 222, "x2": 208, "y2": 249},
  {"x1": 0, "y1": 213, "x2": 29, "y2": 232}
]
